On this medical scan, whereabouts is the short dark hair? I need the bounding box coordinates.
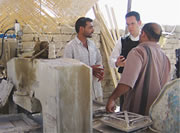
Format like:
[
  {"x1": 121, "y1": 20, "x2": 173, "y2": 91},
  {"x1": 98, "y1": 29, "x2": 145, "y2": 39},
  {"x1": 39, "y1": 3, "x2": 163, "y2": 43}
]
[
  {"x1": 142, "y1": 23, "x2": 162, "y2": 41},
  {"x1": 75, "y1": 17, "x2": 93, "y2": 33},
  {"x1": 125, "y1": 11, "x2": 140, "y2": 21}
]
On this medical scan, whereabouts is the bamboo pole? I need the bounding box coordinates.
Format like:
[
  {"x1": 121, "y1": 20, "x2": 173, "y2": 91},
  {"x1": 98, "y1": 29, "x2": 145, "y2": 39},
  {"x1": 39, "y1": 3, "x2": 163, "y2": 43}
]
[
  {"x1": 111, "y1": 7, "x2": 120, "y2": 40},
  {"x1": 125, "y1": 0, "x2": 132, "y2": 34},
  {"x1": 105, "y1": 5, "x2": 117, "y2": 42},
  {"x1": 93, "y1": 4, "x2": 115, "y2": 50},
  {"x1": 101, "y1": 35, "x2": 117, "y2": 88},
  {"x1": 93, "y1": 3, "x2": 120, "y2": 84},
  {"x1": 127, "y1": 0, "x2": 132, "y2": 13},
  {"x1": 93, "y1": 6, "x2": 112, "y2": 60}
]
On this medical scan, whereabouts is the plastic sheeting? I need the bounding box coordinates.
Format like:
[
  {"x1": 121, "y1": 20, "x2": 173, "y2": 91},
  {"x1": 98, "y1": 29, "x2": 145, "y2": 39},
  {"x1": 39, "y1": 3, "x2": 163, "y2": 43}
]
[{"x1": 0, "y1": 0, "x2": 97, "y2": 33}]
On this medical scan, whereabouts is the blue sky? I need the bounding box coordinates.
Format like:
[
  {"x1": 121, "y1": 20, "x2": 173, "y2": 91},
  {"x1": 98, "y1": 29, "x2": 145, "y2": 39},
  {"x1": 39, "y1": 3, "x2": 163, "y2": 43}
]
[{"x1": 86, "y1": 0, "x2": 180, "y2": 29}]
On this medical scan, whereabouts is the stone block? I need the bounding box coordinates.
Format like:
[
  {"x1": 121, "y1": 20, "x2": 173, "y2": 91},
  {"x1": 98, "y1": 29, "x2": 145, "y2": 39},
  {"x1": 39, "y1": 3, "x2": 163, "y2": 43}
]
[
  {"x1": 53, "y1": 34, "x2": 75, "y2": 42},
  {"x1": 7, "y1": 58, "x2": 92, "y2": 133},
  {"x1": 22, "y1": 42, "x2": 35, "y2": 50},
  {"x1": 13, "y1": 95, "x2": 41, "y2": 113},
  {"x1": 175, "y1": 33, "x2": 180, "y2": 38},
  {"x1": 174, "y1": 25, "x2": 180, "y2": 33},
  {"x1": 39, "y1": 35, "x2": 52, "y2": 42},
  {"x1": 163, "y1": 25, "x2": 176, "y2": 33},
  {"x1": 166, "y1": 38, "x2": 179, "y2": 44},
  {"x1": 59, "y1": 25, "x2": 75, "y2": 34},
  {"x1": 163, "y1": 43, "x2": 174, "y2": 49},
  {"x1": 22, "y1": 34, "x2": 35, "y2": 42}
]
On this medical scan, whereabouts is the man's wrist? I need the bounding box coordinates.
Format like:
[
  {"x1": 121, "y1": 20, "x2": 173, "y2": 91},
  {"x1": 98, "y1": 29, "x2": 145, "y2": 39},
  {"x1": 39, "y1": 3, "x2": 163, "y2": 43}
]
[{"x1": 108, "y1": 95, "x2": 115, "y2": 102}]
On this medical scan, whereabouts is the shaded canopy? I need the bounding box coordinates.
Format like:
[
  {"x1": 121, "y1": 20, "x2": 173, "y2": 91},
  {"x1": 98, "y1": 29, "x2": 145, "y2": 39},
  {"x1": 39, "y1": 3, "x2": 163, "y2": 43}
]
[{"x1": 0, "y1": 0, "x2": 97, "y2": 33}]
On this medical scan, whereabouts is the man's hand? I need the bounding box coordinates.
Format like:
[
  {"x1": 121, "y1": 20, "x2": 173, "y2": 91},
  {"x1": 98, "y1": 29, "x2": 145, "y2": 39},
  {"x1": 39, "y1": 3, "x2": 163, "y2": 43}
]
[
  {"x1": 106, "y1": 98, "x2": 116, "y2": 113},
  {"x1": 106, "y1": 83, "x2": 130, "y2": 113},
  {"x1": 91, "y1": 65, "x2": 104, "y2": 81},
  {"x1": 115, "y1": 56, "x2": 126, "y2": 67}
]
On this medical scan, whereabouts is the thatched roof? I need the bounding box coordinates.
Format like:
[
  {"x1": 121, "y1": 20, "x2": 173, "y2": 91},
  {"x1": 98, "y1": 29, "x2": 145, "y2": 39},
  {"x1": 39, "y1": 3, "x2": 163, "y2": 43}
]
[{"x1": 0, "y1": 0, "x2": 97, "y2": 33}]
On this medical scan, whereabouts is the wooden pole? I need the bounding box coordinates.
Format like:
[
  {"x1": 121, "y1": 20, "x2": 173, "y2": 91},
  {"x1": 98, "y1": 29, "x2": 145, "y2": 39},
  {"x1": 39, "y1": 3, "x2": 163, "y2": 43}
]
[
  {"x1": 127, "y1": 0, "x2": 132, "y2": 13},
  {"x1": 93, "y1": 4, "x2": 115, "y2": 50},
  {"x1": 101, "y1": 35, "x2": 117, "y2": 88},
  {"x1": 93, "y1": 3, "x2": 121, "y2": 87},
  {"x1": 125, "y1": 0, "x2": 132, "y2": 34},
  {"x1": 111, "y1": 7, "x2": 120, "y2": 40},
  {"x1": 105, "y1": 5, "x2": 117, "y2": 42}
]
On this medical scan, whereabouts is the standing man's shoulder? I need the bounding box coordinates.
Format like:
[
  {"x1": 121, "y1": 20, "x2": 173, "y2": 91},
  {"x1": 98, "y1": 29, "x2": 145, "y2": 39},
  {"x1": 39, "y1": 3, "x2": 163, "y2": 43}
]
[
  {"x1": 63, "y1": 37, "x2": 78, "y2": 58},
  {"x1": 87, "y1": 39, "x2": 96, "y2": 45},
  {"x1": 127, "y1": 44, "x2": 148, "y2": 60},
  {"x1": 66, "y1": 37, "x2": 77, "y2": 47},
  {"x1": 87, "y1": 39, "x2": 98, "y2": 49}
]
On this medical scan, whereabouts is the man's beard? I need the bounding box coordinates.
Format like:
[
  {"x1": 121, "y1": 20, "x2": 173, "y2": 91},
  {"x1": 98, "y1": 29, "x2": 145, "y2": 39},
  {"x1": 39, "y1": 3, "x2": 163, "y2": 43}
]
[
  {"x1": 84, "y1": 32, "x2": 93, "y2": 38},
  {"x1": 86, "y1": 35, "x2": 92, "y2": 38}
]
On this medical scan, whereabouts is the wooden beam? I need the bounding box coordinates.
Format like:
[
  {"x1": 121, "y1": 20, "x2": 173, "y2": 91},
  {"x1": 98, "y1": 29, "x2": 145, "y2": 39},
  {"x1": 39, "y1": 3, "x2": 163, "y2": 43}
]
[
  {"x1": 101, "y1": 35, "x2": 117, "y2": 88},
  {"x1": 127, "y1": 0, "x2": 132, "y2": 13},
  {"x1": 93, "y1": 4, "x2": 115, "y2": 50},
  {"x1": 125, "y1": 0, "x2": 132, "y2": 34},
  {"x1": 93, "y1": 3, "x2": 120, "y2": 86},
  {"x1": 105, "y1": 5, "x2": 117, "y2": 42},
  {"x1": 111, "y1": 7, "x2": 121, "y2": 40}
]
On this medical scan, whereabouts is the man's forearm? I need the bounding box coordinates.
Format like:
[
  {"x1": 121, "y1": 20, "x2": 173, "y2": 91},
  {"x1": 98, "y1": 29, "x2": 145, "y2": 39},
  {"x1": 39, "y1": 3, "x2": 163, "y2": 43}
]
[{"x1": 109, "y1": 83, "x2": 130, "y2": 101}]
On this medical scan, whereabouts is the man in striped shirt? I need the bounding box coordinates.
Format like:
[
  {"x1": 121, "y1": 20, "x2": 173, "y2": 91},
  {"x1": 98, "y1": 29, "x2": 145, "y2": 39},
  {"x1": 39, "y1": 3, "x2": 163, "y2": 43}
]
[{"x1": 63, "y1": 17, "x2": 104, "y2": 102}]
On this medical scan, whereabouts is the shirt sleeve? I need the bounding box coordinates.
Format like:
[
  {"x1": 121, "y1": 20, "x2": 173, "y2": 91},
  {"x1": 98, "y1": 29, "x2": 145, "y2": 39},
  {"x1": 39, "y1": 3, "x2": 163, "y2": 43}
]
[
  {"x1": 109, "y1": 38, "x2": 122, "y2": 68},
  {"x1": 119, "y1": 49, "x2": 143, "y2": 89},
  {"x1": 63, "y1": 43, "x2": 73, "y2": 58}
]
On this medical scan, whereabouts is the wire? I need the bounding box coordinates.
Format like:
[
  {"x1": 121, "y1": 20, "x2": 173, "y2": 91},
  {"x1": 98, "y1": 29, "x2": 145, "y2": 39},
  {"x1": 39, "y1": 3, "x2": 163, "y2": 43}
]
[{"x1": 0, "y1": 27, "x2": 14, "y2": 59}]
